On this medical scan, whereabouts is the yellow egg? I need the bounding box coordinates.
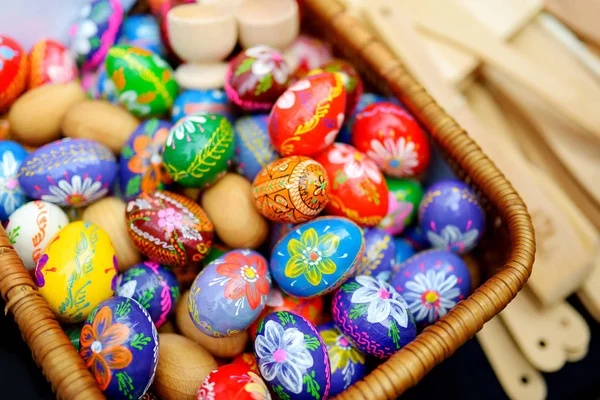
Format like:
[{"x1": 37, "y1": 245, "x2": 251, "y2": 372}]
[{"x1": 35, "y1": 221, "x2": 117, "y2": 323}]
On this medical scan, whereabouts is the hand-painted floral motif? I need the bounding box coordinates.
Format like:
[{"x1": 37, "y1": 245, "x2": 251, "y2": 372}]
[
  {"x1": 245, "y1": 371, "x2": 271, "y2": 400},
  {"x1": 427, "y1": 224, "x2": 480, "y2": 254},
  {"x1": 166, "y1": 115, "x2": 207, "y2": 148},
  {"x1": 285, "y1": 228, "x2": 339, "y2": 286},
  {"x1": 216, "y1": 251, "x2": 270, "y2": 310},
  {"x1": 197, "y1": 364, "x2": 271, "y2": 400},
  {"x1": 327, "y1": 143, "x2": 382, "y2": 184},
  {"x1": 0, "y1": 147, "x2": 27, "y2": 220},
  {"x1": 41, "y1": 175, "x2": 109, "y2": 207},
  {"x1": 366, "y1": 137, "x2": 419, "y2": 176},
  {"x1": 80, "y1": 305, "x2": 133, "y2": 390},
  {"x1": 351, "y1": 275, "x2": 409, "y2": 327},
  {"x1": 28, "y1": 39, "x2": 79, "y2": 88},
  {"x1": 402, "y1": 269, "x2": 460, "y2": 324}
]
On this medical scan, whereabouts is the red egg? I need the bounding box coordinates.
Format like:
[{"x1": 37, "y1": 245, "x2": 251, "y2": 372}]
[
  {"x1": 0, "y1": 35, "x2": 28, "y2": 111},
  {"x1": 197, "y1": 364, "x2": 270, "y2": 400},
  {"x1": 226, "y1": 46, "x2": 290, "y2": 112},
  {"x1": 315, "y1": 143, "x2": 389, "y2": 227},
  {"x1": 287, "y1": 34, "x2": 333, "y2": 76},
  {"x1": 269, "y1": 72, "x2": 346, "y2": 157},
  {"x1": 28, "y1": 39, "x2": 78, "y2": 89},
  {"x1": 352, "y1": 102, "x2": 430, "y2": 178},
  {"x1": 231, "y1": 353, "x2": 259, "y2": 374},
  {"x1": 308, "y1": 59, "x2": 363, "y2": 117}
]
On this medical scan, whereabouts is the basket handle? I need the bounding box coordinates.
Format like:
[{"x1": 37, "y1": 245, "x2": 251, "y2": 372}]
[{"x1": 0, "y1": 226, "x2": 104, "y2": 400}]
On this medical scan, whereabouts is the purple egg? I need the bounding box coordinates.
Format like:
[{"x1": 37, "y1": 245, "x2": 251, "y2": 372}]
[
  {"x1": 189, "y1": 249, "x2": 272, "y2": 337},
  {"x1": 115, "y1": 261, "x2": 180, "y2": 328},
  {"x1": 332, "y1": 275, "x2": 417, "y2": 358},
  {"x1": 354, "y1": 228, "x2": 396, "y2": 282},
  {"x1": 390, "y1": 249, "x2": 471, "y2": 327},
  {"x1": 317, "y1": 321, "x2": 366, "y2": 396},
  {"x1": 234, "y1": 114, "x2": 279, "y2": 181},
  {"x1": 254, "y1": 311, "x2": 330, "y2": 399},
  {"x1": 419, "y1": 180, "x2": 485, "y2": 254},
  {"x1": 80, "y1": 296, "x2": 158, "y2": 399},
  {"x1": 17, "y1": 138, "x2": 117, "y2": 208}
]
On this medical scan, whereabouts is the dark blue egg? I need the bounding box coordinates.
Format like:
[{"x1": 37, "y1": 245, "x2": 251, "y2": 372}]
[
  {"x1": 419, "y1": 180, "x2": 485, "y2": 254},
  {"x1": 332, "y1": 275, "x2": 417, "y2": 358},
  {"x1": 392, "y1": 237, "x2": 416, "y2": 275},
  {"x1": 115, "y1": 261, "x2": 180, "y2": 328},
  {"x1": 80, "y1": 296, "x2": 158, "y2": 399},
  {"x1": 171, "y1": 89, "x2": 236, "y2": 124},
  {"x1": 354, "y1": 227, "x2": 396, "y2": 282},
  {"x1": 118, "y1": 14, "x2": 164, "y2": 56},
  {"x1": 317, "y1": 321, "x2": 365, "y2": 396},
  {"x1": 0, "y1": 141, "x2": 28, "y2": 221},
  {"x1": 390, "y1": 249, "x2": 471, "y2": 327},
  {"x1": 254, "y1": 311, "x2": 330, "y2": 399},
  {"x1": 402, "y1": 225, "x2": 430, "y2": 251},
  {"x1": 234, "y1": 114, "x2": 279, "y2": 181},
  {"x1": 337, "y1": 93, "x2": 402, "y2": 144},
  {"x1": 119, "y1": 119, "x2": 172, "y2": 201},
  {"x1": 18, "y1": 138, "x2": 117, "y2": 208}
]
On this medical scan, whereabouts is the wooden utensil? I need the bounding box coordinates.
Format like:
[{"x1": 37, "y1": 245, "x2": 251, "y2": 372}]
[{"x1": 544, "y1": 0, "x2": 600, "y2": 46}]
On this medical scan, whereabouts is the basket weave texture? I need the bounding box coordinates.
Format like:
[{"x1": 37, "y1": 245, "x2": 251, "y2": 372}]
[{"x1": 0, "y1": 0, "x2": 535, "y2": 399}]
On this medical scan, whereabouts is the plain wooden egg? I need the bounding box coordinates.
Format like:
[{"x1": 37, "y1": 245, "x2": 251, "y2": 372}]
[
  {"x1": 8, "y1": 82, "x2": 86, "y2": 146},
  {"x1": 201, "y1": 173, "x2": 268, "y2": 249},
  {"x1": 175, "y1": 290, "x2": 249, "y2": 358},
  {"x1": 152, "y1": 333, "x2": 218, "y2": 400},
  {"x1": 62, "y1": 99, "x2": 139, "y2": 154},
  {"x1": 81, "y1": 197, "x2": 141, "y2": 272}
]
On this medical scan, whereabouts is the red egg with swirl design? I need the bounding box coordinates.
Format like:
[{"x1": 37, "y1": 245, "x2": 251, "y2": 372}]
[
  {"x1": 352, "y1": 102, "x2": 430, "y2": 178},
  {"x1": 126, "y1": 190, "x2": 214, "y2": 269},
  {"x1": 315, "y1": 143, "x2": 388, "y2": 227},
  {"x1": 28, "y1": 39, "x2": 78, "y2": 89},
  {"x1": 0, "y1": 35, "x2": 28, "y2": 111},
  {"x1": 197, "y1": 364, "x2": 270, "y2": 400},
  {"x1": 269, "y1": 72, "x2": 346, "y2": 157},
  {"x1": 308, "y1": 59, "x2": 363, "y2": 117}
]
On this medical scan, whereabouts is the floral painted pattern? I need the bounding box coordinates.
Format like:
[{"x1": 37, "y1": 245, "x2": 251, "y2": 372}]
[
  {"x1": 70, "y1": 4, "x2": 97, "y2": 56},
  {"x1": 328, "y1": 143, "x2": 382, "y2": 184},
  {"x1": 351, "y1": 275, "x2": 409, "y2": 328},
  {"x1": 402, "y1": 269, "x2": 460, "y2": 324},
  {"x1": 166, "y1": 114, "x2": 207, "y2": 148},
  {"x1": 0, "y1": 151, "x2": 25, "y2": 217},
  {"x1": 119, "y1": 90, "x2": 152, "y2": 116},
  {"x1": 127, "y1": 127, "x2": 169, "y2": 192},
  {"x1": 255, "y1": 320, "x2": 314, "y2": 394},
  {"x1": 41, "y1": 175, "x2": 108, "y2": 207},
  {"x1": 285, "y1": 228, "x2": 340, "y2": 286},
  {"x1": 427, "y1": 224, "x2": 479, "y2": 253},
  {"x1": 216, "y1": 251, "x2": 270, "y2": 310},
  {"x1": 237, "y1": 46, "x2": 289, "y2": 95},
  {"x1": 80, "y1": 306, "x2": 133, "y2": 391},
  {"x1": 320, "y1": 327, "x2": 365, "y2": 374},
  {"x1": 366, "y1": 137, "x2": 419, "y2": 177},
  {"x1": 244, "y1": 371, "x2": 271, "y2": 400},
  {"x1": 275, "y1": 79, "x2": 311, "y2": 110}
]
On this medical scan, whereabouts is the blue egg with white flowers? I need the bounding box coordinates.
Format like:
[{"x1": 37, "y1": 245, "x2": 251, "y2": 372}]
[
  {"x1": 171, "y1": 89, "x2": 236, "y2": 124},
  {"x1": 0, "y1": 141, "x2": 28, "y2": 221},
  {"x1": 234, "y1": 114, "x2": 279, "y2": 181}
]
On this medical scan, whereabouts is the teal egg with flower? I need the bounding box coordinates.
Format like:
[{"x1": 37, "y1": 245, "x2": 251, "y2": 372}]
[
  {"x1": 0, "y1": 140, "x2": 28, "y2": 221},
  {"x1": 270, "y1": 216, "x2": 365, "y2": 298}
]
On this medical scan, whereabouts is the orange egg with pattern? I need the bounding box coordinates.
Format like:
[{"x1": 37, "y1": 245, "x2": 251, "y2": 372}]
[{"x1": 252, "y1": 156, "x2": 329, "y2": 224}]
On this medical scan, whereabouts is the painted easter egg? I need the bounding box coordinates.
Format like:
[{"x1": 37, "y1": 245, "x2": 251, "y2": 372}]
[
  {"x1": 80, "y1": 296, "x2": 159, "y2": 399},
  {"x1": 225, "y1": 45, "x2": 291, "y2": 112},
  {"x1": 338, "y1": 93, "x2": 403, "y2": 144},
  {"x1": 125, "y1": 190, "x2": 214, "y2": 267},
  {"x1": 234, "y1": 114, "x2": 279, "y2": 181},
  {"x1": 232, "y1": 353, "x2": 259, "y2": 374},
  {"x1": 314, "y1": 143, "x2": 388, "y2": 227},
  {"x1": 0, "y1": 36, "x2": 28, "y2": 111},
  {"x1": 249, "y1": 287, "x2": 324, "y2": 339},
  {"x1": 115, "y1": 261, "x2": 180, "y2": 328},
  {"x1": 308, "y1": 59, "x2": 363, "y2": 118},
  {"x1": 269, "y1": 222, "x2": 295, "y2": 253},
  {"x1": 287, "y1": 35, "x2": 333, "y2": 76},
  {"x1": 35, "y1": 221, "x2": 117, "y2": 323},
  {"x1": 332, "y1": 275, "x2": 417, "y2": 358},
  {"x1": 171, "y1": 89, "x2": 235, "y2": 124},
  {"x1": 317, "y1": 321, "x2": 366, "y2": 396},
  {"x1": 197, "y1": 364, "x2": 270, "y2": 400},
  {"x1": 355, "y1": 228, "x2": 397, "y2": 282},
  {"x1": 0, "y1": 141, "x2": 28, "y2": 221},
  {"x1": 120, "y1": 119, "x2": 173, "y2": 201},
  {"x1": 28, "y1": 39, "x2": 78, "y2": 89},
  {"x1": 392, "y1": 238, "x2": 416, "y2": 275},
  {"x1": 419, "y1": 180, "x2": 485, "y2": 254},
  {"x1": 270, "y1": 216, "x2": 364, "y2": 298},
  {"x1": 352, "y1": 103, "x2": 430, "y2": 178},
  {"x1": 254, "y1": 311, "x2": 330, "y2": 399},
  {"x1": 18, "y1": 138, "x2": 117, "y2": 207},
  {"x1": 69, "y1": 0, "x2": 124, "y2": 72},
  {"x1": 90, "y1": 63, "x2": 119, "y2": 103},
  {"x1": 5, "y1": 201, "x2": 69, "y2": 270},
  {"x1": 269, "y1": 73, "x2": 346, "y2": 157},
  {"x1": 390, "y1": 249, "x2": 471, "y2": 327},
  {"x1": 105, "y1": 45, "x2": 178, "y2": 117},
  {"x1": 252, "y1": 156, "x2": 329, "y2": 224},
  {"x1": 0, "y1": 114, "x2": 9, "y2": 139},
  {"x1": 162, "y1": 113, "x2": 235, "y2": 188},
  {"x1": 118, "y1": 14, "x2": 165, "y2": 56},
  {"x1": 378, "y1": 178, "x2": 423, "y2": 235},
  {"x1": 189, "y1": 249, "x2": 271, "y2": 337}
]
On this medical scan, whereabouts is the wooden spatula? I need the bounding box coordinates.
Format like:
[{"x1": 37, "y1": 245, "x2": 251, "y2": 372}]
[{"x1": 544, "y1": 0, "x2": 600, "y2": 46}]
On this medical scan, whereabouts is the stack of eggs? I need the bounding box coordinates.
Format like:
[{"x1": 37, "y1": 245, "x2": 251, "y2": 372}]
[{"x1": 0, "y1": 1, "x2": 486, "y2": 399}]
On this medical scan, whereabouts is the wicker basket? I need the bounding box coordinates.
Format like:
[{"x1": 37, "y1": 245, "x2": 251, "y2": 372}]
[{"x1": 0, "y1": 0, "x2": 535, "y2": 399}]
